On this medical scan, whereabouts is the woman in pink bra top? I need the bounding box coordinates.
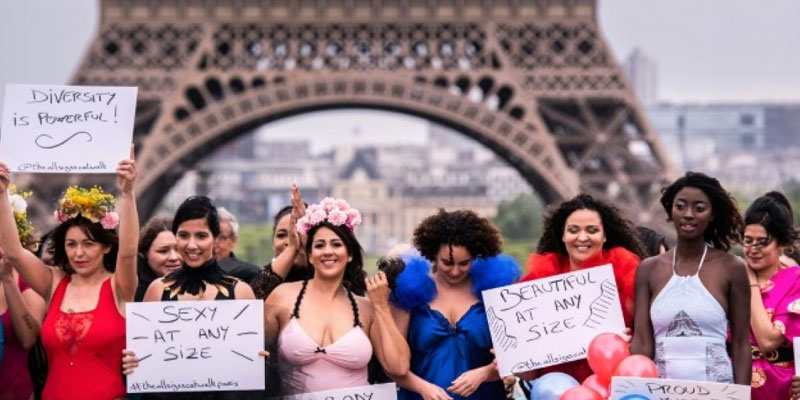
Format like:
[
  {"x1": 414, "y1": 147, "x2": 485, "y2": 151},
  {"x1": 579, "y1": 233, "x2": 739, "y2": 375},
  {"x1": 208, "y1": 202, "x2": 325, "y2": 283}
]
[{"x1": 264, "y1": 198, "x2": 410, "y2": 395}]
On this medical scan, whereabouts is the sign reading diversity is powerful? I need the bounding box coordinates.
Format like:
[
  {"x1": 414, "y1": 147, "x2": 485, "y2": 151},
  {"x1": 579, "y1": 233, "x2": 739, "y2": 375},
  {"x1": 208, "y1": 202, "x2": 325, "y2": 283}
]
[
  {"x1": 609, "y1": 377, "x2": 750, "y2": 400},
  {"x1": 282, "y1": 383, "x2": 397, "y2": 400},
  {"x1": 482, "y1": 264, "x2": 625, "y2": 375},
  {"x1": 126, "y1": 300, "x2": 265, "y2": 393},
  {"x1": 0, "y1": 84, "x2": 137, "y2": 173}
]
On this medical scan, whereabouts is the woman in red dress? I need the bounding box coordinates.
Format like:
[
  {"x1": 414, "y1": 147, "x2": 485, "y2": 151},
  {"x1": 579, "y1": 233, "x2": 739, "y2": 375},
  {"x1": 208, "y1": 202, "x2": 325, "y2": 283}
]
[
  {"x1": 520, "y1": 193, "x2": 646, "y2": 383},
  {"x1": 0, "y1": 154, "x2": 138, "y2": 400}
]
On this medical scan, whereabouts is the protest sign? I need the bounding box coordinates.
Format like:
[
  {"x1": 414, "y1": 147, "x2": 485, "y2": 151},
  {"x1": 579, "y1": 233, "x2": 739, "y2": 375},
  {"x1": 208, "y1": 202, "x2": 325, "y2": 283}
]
[
  {"x1": 1, "y1": 84, "x2": 137, "y2": 173},
  {"x1": 482, "y1": 264, "x2": 625, "y2": 375},
  {"x1": 795, "y1": 337, "x2": 800, "y2": 375},
  {"x1": 282, "y1": 383, "x2": 397, "y2": 400},
  {"x1": 609, "y1": 376, "x2": 750, "y2": 400},
  {"x1": 126, "y1": 300, "x2": 265, "y2": 393}
]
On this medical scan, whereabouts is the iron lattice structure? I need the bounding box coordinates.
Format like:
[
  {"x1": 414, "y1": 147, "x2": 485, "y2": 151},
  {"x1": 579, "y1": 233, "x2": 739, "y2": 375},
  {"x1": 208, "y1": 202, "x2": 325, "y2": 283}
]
[{"x1": 23, "y1": 0, "x2": 676, "y2": 227}]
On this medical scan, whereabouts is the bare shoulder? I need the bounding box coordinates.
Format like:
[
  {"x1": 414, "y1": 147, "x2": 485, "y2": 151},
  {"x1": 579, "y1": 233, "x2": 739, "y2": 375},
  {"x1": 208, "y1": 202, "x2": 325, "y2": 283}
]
[
  {"x1": 264, "y1": 280, "x2": 303, "y2": 306},
  {"x1": 143, "y1": 278, "x2": 165, "y2": 302}
]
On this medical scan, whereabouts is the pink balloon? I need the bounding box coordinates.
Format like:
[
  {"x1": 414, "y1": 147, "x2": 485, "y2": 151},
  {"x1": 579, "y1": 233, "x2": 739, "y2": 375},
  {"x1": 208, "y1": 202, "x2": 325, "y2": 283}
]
[
  {"x1": 560, "y1": 386, "x2": 603, "y2": 400},
  {"x1": 586, "y1": 333, "x2": 630, "y2": 382},
  {"x1": 613, "y1": 355, "x2": 659, "y2": 378},
  {"x1": 582, "y1": 374, "x2": 610, "y2": 399}
]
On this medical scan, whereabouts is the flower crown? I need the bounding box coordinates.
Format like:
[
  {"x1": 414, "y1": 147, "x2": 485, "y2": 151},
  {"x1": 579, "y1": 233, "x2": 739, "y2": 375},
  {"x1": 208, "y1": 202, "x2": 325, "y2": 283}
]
[
  {"x1": 54, "y1": 186, "x2": 120, "y2": 230},
  {"x1": 296, "y1": 197, "x2": 361, "y2": 235},
  {"x1": 8, "y1": 184, "x2": 38, "y2": 251}
]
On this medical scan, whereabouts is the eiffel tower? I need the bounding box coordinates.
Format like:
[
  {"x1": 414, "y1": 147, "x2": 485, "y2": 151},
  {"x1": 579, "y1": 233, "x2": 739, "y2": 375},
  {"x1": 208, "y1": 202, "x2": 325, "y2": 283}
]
[{"x1": 20, "y1": 0, "x2": 677, "y2": 227}]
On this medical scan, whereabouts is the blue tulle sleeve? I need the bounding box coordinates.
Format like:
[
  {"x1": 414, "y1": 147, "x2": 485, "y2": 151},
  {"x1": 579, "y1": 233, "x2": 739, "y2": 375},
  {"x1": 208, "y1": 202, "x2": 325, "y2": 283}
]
[
  {"x1": 391, "y1": 256, "x2": 437, "y2": 311},
  {"x1": 470, "y1": 254, "x2": 521, "y2": 300}
]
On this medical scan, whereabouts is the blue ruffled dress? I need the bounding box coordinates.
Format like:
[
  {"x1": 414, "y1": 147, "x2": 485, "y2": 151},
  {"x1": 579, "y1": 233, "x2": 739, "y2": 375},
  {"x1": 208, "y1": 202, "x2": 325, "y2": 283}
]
[{"x1": 395, "y1": 255, "x2": 519, "y2": 400}]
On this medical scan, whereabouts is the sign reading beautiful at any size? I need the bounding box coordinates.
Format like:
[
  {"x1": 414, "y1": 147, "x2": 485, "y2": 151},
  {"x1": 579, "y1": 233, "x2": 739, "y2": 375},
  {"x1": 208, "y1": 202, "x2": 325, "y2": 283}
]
[
  {"x1": 282, "y1": 383, "x2": 397, "y2": 400},
  {"x1": 609, "y1": 377, "x2": 750, "y2": 400},
  {"x1": 482, "y1": 264, "x2": 626, "y2": 375},
  {"x1": 0, "y1": 84, "x2": 137, "y2": 173},
  {"x1": 125, "y1": 300, "x2": 265, "y2": 393}
]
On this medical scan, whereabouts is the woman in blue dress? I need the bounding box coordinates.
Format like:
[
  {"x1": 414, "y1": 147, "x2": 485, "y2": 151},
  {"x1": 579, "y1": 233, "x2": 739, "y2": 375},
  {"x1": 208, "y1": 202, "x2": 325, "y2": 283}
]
[{"x1": 389, "y1": 209, "x2": 519, "y2": 400}]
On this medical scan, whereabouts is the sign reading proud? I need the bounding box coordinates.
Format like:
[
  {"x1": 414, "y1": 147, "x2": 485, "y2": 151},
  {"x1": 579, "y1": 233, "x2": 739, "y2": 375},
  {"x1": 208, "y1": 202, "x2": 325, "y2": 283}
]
[
  {"x1": 482, "y1": 264, "x2": 625, "y2": 375},
  {"x1": 609, "y1": 377, "x2": 750, "y2": 400},
  {"x1": 126, "y1": 300, "x2": 265, "y2": 393},
  {"x1": 283, "y1": 383, "x2": 397, "y2": 400},
  {"x1": 1, "y1": 84, "x2": 137, "y2": 173}
]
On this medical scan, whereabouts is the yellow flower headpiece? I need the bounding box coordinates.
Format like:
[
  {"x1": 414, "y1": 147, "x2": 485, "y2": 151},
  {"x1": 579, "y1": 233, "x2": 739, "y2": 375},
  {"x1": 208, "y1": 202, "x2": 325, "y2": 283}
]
[
  {"x1": 8, "y1": 184, "x2": 39, "y2": 252},
  {"x1": 54, "y1": 186, "x2": 119, "y2": 229}
]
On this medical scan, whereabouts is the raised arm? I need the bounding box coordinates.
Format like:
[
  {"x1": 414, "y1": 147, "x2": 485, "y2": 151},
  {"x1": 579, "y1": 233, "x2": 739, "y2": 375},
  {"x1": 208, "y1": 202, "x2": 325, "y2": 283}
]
[
  {"x1": 112, "y1": 149, "x2": 139, "y2": 304},
  {"x1": 747, "y1": 265, "x2": 786, "y2": 352},
  {"x1": 366, "y1": 271, "x2": 410, "y2": 377},
  {"x1": 270, "y1": 184, "x2": 306, "y2": 280},
  {"x1": 728, "y1": 257, "x2": 753, "y2": 386},
  {"x1": 0, "y1": 253, "x2": 46, "y2": 349},
  {"x1": 630, "y1": 257, "x2": 655, "y2": 358},
  {"x1": 0, "y1": 162, "x2": 54, "y2": 299}
]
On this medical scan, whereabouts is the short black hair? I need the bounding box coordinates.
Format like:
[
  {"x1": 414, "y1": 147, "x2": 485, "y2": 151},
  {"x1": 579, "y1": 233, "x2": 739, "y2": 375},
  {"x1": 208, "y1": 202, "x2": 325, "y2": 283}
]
[
  {"x1": 413, "y1": 209, "x2": 502, "y2": 262},
  {"x1": 660, "y1": 172, "x2": 742, "y2": 252},
  {"x1": 172, "y1": 196, "x2": 220, "y2": 237},
  {"x1": 636, "y1": 226, "x2": 669, "y2": 258}
]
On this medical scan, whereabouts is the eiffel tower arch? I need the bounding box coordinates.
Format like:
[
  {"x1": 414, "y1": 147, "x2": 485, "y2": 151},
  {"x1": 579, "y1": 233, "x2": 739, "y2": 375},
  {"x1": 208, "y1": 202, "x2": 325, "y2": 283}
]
[{"x1": 23, "y1": 0, "x2": 677, "y2": 227}]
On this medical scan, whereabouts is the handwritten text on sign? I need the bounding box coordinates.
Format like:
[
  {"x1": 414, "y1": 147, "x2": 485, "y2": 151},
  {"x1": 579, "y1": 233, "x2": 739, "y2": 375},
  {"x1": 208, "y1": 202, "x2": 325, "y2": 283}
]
[
  {"x1": 282, "y1": 383, "x2": 397, "y2": 400},
  {"x1": 0, "y1": 84, "x2": 137, "y2": 173},
  {"x1": 482, "y1": 264, "x2": 625, "y2": 375},
  {"x1": 609, "y1": 377, "x2": 750, "y2": 400},
  {"x1": 126, "y1": 300, "x2": 265, "y2": 393}
]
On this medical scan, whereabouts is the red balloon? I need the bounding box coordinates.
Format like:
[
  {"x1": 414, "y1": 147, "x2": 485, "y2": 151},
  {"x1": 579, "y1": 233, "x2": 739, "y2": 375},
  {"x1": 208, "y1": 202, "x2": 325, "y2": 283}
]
[
  {"x1": 560, "y1": 386, "x2": 603, "y2": 400},
  {"x1": 582, "y1": 374, "x2": 610, "y2": 399},
  {"x1": 586, "y1": 333, "x2": 630, "y2": 382},
  {"x1": 613, "y1": 355, "x2": 659, "y2": 378}
]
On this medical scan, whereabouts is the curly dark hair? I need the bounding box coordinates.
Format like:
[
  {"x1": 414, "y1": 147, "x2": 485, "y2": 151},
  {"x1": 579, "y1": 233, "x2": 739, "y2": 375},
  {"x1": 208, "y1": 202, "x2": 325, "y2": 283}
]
[
  {"x1": 305, "y1": 222, "x2": 367, "y2": 296},
  {"x1": 50, "y1": 215, "x2": 118, "y2": 274},
  {"x1": 660, "y1": 171, "x2": 743, "y2": 252},
  {"x1": 538, "y1": 194, "x2": 647, "y2": 259},
  {"x1": 744, "y1": 191, "x2": 799, "y2": 248},
  {"x1": 413, "y1": 209, "x2": 502, "y2": 264}
]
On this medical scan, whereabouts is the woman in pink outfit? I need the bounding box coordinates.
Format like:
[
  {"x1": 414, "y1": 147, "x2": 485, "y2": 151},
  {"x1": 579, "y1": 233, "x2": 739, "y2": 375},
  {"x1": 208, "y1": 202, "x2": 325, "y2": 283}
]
[
  {"x1": 745, "y1": 192, "x2": 800, "y2": 399},
  {"x1": 264, "y1": 198, "x2": 409, "y2": 395}
]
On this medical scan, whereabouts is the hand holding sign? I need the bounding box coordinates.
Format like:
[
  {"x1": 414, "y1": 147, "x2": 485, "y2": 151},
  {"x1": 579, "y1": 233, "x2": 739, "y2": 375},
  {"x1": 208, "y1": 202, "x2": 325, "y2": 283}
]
[
  {"x1": 482, "y1": 264, "x2": 626, "y2": 375},
  {"x1": 116, "y1": 146, "x2": 136, "y2": 195},
  {"x1": 1, "y1": 84, "x2": 137, "y2": 173}
]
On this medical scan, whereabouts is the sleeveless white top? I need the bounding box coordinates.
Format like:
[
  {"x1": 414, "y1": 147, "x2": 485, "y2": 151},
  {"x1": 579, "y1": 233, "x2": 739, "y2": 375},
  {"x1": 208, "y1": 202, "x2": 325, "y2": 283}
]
[{"x1": 650, "y1": 245, "x2": 733, "y2": 383}]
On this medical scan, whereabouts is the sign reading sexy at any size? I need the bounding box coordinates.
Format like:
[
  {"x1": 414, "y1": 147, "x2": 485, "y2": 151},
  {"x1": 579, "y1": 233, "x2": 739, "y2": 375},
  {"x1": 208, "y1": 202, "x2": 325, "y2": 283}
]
[
  {"x1": 126, "y1": 300, "x2": 265, "y2": 393},
  {"x1": 0, "y1": 84, "x2": 137, "y2": 173},
  {"x1": 609, "y1": 377, "x2": 750, "y2": 400},
  {"x1": 482, "y1": 264, "x2": 625, "y2": 375}
]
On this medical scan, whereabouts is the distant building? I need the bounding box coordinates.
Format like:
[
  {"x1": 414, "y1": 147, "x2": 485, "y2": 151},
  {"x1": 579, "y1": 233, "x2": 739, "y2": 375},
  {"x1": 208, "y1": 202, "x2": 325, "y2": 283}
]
[{"x1": 624, "y1": 48, "x2": 659, "y2": 106}]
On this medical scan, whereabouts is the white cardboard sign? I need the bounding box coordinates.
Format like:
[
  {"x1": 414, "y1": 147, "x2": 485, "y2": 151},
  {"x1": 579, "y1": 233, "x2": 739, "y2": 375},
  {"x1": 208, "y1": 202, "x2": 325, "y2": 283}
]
[
  {"x1": 282, "y1": 383, "x2": 397, "y2": 400},
  {"x1": 126, "y1": 300, "x2": 265, "y2": 393},
  {"x1": 482, "y1": 264, "x2": 625, "y2": 375},
  {"x1": 794, "y1": 337, "x2": 800, "y2": 375},
  {"x1": 609, "y1": 377, "x2": 750, "y2": 400},
  {"x1": 1, "y1": 84, "x2": 137, "y2": 173}
]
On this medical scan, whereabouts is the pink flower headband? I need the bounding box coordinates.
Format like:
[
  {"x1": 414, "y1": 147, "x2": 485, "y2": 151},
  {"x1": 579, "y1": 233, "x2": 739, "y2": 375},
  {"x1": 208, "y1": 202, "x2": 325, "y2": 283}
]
[{"x1": 296, "y1": 197, "x2": 361, "y2": 234}]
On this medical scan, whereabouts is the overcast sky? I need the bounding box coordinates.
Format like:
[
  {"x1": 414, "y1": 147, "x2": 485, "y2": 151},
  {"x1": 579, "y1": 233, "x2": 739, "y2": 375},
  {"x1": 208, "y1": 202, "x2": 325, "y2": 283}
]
[{"x1": 1, "y1": 0, "x2": 798, "y2": 146}]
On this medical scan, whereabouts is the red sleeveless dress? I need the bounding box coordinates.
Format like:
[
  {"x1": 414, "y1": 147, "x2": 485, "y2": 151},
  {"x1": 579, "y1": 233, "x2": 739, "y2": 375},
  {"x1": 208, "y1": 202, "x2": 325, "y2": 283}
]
[{"x1": 41, "y1": 276, "x2": 126, "y2": 400}]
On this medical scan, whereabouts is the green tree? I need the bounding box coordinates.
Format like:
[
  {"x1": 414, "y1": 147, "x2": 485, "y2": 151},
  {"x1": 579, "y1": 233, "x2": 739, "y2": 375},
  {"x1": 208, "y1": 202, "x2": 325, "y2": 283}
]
[{"x1": 493, "y1": 193, "x2": 544, "y2": 240}]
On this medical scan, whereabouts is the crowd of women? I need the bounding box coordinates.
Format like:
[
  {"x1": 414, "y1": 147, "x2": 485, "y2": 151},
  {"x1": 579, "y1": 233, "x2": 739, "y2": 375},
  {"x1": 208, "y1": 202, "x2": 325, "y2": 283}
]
[{"x1": 1, "y1": 151, "x2": 800, "y2": 400}]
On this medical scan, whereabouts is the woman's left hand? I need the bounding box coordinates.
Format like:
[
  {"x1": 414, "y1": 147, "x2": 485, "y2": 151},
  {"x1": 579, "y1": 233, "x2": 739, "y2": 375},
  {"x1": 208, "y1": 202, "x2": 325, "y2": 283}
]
[
  {"x1": 116, "y1": 146, "x2": 136, "y2": 194},
  {"x1": 447, "y1": 366, "x2": 489, "y2": 397},
  {"x1": 365, "y1": 271, "x2": 390, "y2": 307}
]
